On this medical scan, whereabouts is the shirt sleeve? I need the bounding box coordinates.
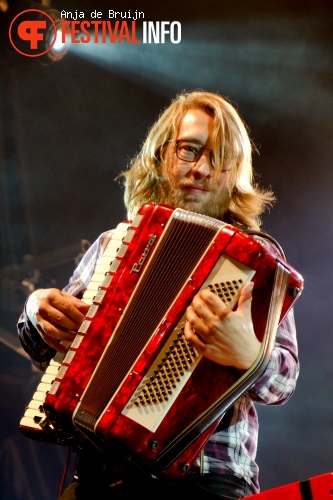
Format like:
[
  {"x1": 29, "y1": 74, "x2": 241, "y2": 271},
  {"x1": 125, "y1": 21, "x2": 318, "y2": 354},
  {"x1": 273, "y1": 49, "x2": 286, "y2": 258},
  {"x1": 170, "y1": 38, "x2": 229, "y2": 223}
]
[
  {"x1": 17, "y1": 230, "x2": 112, "y2": 371},
  {"x1": 245, "y1": 233, "x2": 301, "y2": 406},
  {"x1": 247, "y1": 307, "x2": 299, "y2": 405}
]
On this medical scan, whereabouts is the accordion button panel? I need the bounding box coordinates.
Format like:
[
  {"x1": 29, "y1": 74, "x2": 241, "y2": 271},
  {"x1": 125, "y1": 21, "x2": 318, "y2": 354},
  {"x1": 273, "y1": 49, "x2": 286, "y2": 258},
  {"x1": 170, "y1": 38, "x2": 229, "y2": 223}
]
[{"x1": 121, "y1": 254, "x2": 255, "y2": 433}]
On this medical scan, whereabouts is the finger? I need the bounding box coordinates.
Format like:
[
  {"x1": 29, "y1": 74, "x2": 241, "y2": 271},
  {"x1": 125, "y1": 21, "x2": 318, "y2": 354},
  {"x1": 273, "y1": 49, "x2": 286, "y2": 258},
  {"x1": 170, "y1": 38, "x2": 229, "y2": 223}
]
[
  {"x1": 236, "y1": 281, "x2": 254, "y2": 314},
  {"x1": 75, "y1": 298, "x2": 90, "y2": 315},
  {"x1": 36, "y1": 324, "x2": 71, "y2": 353},
  {"x1": 48, "y1": 291, "x2": 88, "y2": 323},
  {"x1": 192, "y1": 292, "x2": 217, "y2": 322},
  {"x1": 197, "y1": 288, "x2": 230, "y2": 318},
  {"x1": 37, "y1": 304, "x2": 82, "y2": 333},
  {"x1": 183, "y1": 317, "x2": 206, "y2": 351},
  {"x1": 186, "y1": 302, "x2": 210, "y2": 334},
  {"x1": 60, "y1": 293, "x2": 90, "y2": 314},
  {"x1": 36, "y1": 317, "x2": 76, "y2": 341}
]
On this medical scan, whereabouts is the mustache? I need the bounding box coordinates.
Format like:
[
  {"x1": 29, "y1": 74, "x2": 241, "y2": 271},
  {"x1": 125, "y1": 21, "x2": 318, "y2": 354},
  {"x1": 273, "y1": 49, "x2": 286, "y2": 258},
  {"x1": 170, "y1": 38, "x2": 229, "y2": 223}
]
[{"x1": 178, "y1": 180, "x2": 211, "y2": 190}]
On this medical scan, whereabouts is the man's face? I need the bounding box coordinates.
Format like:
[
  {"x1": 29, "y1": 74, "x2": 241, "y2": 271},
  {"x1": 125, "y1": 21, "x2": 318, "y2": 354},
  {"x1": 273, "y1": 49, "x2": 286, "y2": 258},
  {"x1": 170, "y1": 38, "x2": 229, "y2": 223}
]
[{"x1": 159, "y1": 108, "x2": 230, "y2": 219}]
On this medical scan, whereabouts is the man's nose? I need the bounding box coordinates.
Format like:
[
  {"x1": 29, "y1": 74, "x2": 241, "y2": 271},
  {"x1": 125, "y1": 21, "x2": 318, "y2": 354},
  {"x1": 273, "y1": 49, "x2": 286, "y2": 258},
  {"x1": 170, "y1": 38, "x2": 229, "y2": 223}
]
[{"x1": 191, "y1": 151, "x2": 213, "y2": 178}]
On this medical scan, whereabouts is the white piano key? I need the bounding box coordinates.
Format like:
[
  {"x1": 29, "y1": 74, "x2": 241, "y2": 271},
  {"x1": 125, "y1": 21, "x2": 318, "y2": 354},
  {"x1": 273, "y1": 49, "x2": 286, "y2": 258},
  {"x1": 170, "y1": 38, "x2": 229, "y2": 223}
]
[
  {"x1": 104, "y1": 241, "x2": 122, "y2": 254},
  {"x1": 131, "y1": 213, "x2": 143, "y2": 227},
  {"x1": 78, "y1": 319, "x2": 91, "y2": 334},
  {"x1": 109, "y1": 259, "x2": 120, "y2": 273},
  {"x1": 45, "y1": 365, "x2": 60, "y2": 376},
  {"x1": 31, "y1": 390, "x2": 47, "y2": 402},
  {"x1": 116, "y1": 243, "x2": 129, "y2": 257},
  {"x1": 41, "y1": 373, "x2": 55, "y2": 384},
  {"x1": 92, "y1": 289, "x2": 106, "y2": 304},
  {"x1": 36, "y1": 382, "x2": 52, "y2": 394},
  {"x1": 86, "y1": 304, "x2": 99, "y2": 319},
  {"x1": 94, "y1": 263, "x2": 113, "y2": 275},
  {"x1": 56, "y1": 365, "x2": 68, "y2": 379},
  {"x1": 86, "y1": 281, "x2": 100, "y2": 292},
  {"x1": 96, "y1": 256, "x2": 116, "y2": 268},
  {"x1": 24, "y1": 408, "x2": 44, "y2": 419},
  {"x1": 62, "y1": 350, "x2": 75, "y2": 364},
  {"x1": 27, "y1": 399, "x2": 44, "y2": 411},
  {"x1": 124, "y1": 228, "x2": 136, "y2": 242},
  {"x1": 71, "y1": 334, "x2": 85, "y2": 349},
  {"x1": 115, "y1": 222, "x2": 131, "y2": 233},
  {"x1": 89, "y1": 272, "x2": 108, "y2": 283},
  {"x1": 20, "y1": 416, "x2": 43, "y2": 430},
  {"x1": 50, "y1": 353, "x2": 65, "y2": 366},
  {"x1": 48, "y1": 380, "x2": 60, "y2": 395},
  {"x1": 82, "y1": 290, "x2": 96, "y2": 304}
]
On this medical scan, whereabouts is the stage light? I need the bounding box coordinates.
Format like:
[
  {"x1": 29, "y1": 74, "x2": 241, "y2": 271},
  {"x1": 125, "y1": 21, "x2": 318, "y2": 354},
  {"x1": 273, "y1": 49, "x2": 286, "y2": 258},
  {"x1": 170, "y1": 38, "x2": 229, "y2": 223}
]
[
  {"x1": 52, "y1": 26, "x2": 66, "y2": 51},
  {"x1": 43, "y1": 12, "x2": 69, "y2": 62}
]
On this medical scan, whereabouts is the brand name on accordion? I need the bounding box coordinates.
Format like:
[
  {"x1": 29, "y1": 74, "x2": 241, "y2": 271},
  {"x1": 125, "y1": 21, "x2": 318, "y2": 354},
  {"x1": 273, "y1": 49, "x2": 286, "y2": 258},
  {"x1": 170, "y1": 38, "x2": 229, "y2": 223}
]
[{"x1": 131, "y1": 234, "x2": 157, "y2": 274}]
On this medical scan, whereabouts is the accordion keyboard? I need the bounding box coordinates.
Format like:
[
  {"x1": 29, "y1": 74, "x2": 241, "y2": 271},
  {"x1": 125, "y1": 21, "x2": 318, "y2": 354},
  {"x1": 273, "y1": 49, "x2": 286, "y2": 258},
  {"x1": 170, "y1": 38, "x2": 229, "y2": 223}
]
[{"x1": 19, "y1": 222, "x2": 131, "y2": 437}]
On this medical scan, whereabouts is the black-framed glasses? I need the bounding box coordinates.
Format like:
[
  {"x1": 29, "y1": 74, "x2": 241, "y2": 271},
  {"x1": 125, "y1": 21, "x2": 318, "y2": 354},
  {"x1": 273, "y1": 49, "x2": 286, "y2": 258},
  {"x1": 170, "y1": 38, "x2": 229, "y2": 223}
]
[{"x1": 175, "y1": 140, "x2": 215, "y2": 168}]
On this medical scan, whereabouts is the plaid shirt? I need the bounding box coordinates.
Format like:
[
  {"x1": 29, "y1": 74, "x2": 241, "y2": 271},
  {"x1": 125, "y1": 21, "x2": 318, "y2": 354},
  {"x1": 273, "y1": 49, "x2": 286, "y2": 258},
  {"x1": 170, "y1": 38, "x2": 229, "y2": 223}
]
[{"x1": 17, "y1": 229, "x2": 299, "y2": 494}]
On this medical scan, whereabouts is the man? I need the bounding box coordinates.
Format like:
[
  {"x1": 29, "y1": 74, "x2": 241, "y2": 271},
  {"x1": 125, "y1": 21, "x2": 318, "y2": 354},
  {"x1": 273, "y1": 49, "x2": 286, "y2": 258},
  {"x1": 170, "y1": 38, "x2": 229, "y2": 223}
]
[{"x1": 18, "y1": 91, "x2": 299, "y2": 499}]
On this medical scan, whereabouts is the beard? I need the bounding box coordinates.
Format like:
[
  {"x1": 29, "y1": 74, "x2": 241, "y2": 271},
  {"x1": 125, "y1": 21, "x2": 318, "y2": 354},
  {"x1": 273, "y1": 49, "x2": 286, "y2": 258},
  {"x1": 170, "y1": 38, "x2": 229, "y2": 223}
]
[{"x1": 156, "y1": 176, "x2": 230, "y2": 221}]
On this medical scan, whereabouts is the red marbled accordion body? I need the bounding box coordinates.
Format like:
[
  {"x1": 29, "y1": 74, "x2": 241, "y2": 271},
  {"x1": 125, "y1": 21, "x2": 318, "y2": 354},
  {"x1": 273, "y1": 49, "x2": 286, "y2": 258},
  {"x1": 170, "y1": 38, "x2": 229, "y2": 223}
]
[{"x1": 27, "y1": 203, "x2": 304, "y2": 478}]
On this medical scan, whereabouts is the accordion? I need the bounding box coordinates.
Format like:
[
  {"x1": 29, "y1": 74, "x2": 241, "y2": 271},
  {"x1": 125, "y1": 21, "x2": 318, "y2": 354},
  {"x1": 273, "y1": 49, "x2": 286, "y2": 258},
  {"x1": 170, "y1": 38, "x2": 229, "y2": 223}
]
[{"x1": 20, "y1": 203, "x2": 304, "y2": 478}]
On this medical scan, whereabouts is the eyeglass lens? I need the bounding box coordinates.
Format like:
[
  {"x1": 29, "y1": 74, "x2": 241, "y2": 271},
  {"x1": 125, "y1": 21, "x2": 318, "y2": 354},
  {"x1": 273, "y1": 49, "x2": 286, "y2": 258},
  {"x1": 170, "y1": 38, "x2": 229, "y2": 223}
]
[{"x1": 176, "y1": 140, "x2": 215, "y2": 167}]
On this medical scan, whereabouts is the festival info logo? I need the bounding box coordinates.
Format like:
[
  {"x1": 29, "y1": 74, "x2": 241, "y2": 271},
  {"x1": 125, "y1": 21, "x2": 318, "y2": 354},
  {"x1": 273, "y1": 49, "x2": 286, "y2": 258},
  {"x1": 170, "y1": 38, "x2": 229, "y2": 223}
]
[{"x1": 9, "y1": 9, "x2": 57, "y2": 57}]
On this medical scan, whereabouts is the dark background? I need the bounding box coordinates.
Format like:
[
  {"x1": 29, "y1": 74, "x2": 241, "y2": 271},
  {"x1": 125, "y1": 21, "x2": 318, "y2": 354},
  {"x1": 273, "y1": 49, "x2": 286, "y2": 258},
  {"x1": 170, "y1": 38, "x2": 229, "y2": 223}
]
[{"x1": 1, "y1": 0, "x2": 333, "y2": 498}]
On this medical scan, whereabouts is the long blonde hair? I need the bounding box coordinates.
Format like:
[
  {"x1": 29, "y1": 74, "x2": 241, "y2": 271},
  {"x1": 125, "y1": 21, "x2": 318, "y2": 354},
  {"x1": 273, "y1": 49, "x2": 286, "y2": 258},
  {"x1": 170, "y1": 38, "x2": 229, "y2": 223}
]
[{"x1": 120, "y1": 90, "x2": 275, "y2": 230}]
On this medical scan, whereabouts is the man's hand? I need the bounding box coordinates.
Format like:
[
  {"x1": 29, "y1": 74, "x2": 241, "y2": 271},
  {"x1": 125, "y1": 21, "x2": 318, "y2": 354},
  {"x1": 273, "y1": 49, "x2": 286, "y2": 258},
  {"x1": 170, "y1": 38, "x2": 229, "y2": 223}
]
[
  {"x1": 184, "y1": 282, "x2": 261, "y2": 370},
  {"x1": 29, "y1": 288, "x2": 89, "y2": 353}
]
